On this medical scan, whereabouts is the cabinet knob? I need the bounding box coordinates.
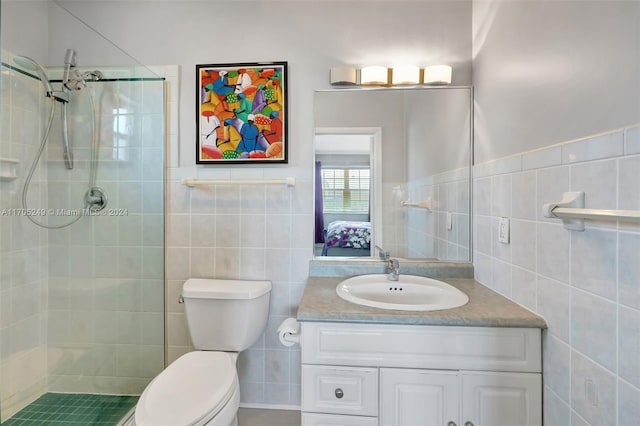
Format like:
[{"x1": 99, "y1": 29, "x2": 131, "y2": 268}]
[
  {"x1": 334, "y1": 388, "x2": 344, "y2": 399},
  {"x1": 447, "y1": 422, "x2": 457, "y2": 426},
  {"x1": 465, "y1": 422, "x2": 475, "y2": 426}
]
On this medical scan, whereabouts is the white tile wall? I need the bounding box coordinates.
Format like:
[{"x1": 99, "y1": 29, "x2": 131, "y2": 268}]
[
  {"x1": 0, "y1": 61, "x2": 49, "y2": 421},
  {"x1": 473, "y1": 124, "x2": 640, "y2": 425},
  {"x1": 406, "y1": 169, "x2": 471, "y2": 261},
  {"x1": 44, "y1": 78, "x2": 166, "y2": 396},
  {"x1": 382, "y1": 182, "x2": 408, "y2": 258},
  {"x1": 570, "y1": 350, "x2": 617, "y2": 425},
  {"x1": 165, "y1": 174, "x2": 313, "y2": 407},
  {"x1": 624, "y1": 127, "x2": 640, "y2": 155}
]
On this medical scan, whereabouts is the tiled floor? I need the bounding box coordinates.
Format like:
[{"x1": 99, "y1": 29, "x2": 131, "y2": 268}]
[
  {"x1": 2, "y1": 393, "x2": 138, "y2": 425},
  {"x1": 4, "y1": 397, "x2": 298, "y2": 426},
  {"x1": 238, "y1": 408, "x2": 301, "y2": 426}
]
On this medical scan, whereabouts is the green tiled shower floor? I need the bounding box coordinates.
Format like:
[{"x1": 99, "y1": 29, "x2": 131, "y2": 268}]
[{"x1": 2, "y1": 393, "x2": 138, "y2": 425}]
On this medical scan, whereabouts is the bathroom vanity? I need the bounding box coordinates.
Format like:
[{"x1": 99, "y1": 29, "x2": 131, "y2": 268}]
[{"x1": 296, "y1": 270, "x2": 546, "y2": 426}]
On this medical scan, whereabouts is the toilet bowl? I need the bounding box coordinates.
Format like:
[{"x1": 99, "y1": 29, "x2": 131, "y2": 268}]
[
  {"x1": 134, "y1": 352, "x2": 239, "y2": 426},
  {"x1": 132, "y1": 279, "x2": 272, "y2": 426}
]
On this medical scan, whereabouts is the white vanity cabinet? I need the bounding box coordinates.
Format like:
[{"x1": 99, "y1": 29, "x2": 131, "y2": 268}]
[{"x1": 300, "y1": 322, "x2": 542, "y2": 426}]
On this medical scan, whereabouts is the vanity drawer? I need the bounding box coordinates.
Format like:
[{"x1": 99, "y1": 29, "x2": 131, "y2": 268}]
[
  {"x1": 301, "y1": 322, "x2": 541, "y2": 373},
  {"x1": 302, "y1": 365, "x2": 378, "y2": 416},
  {"x1": 302, "y1": 413, "x2": 378, "y2": 426}
]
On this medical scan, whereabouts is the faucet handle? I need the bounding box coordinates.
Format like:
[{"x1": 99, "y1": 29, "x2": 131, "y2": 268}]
[
  {"x1": 374, "y1": 245, "x2": 389, "y2": 260},
  {"x1": 386, "y1": 257, "x2": 400, "y2": 281}
]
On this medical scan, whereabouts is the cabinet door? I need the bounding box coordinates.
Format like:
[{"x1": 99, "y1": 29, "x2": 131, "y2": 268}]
[
  {"x1": 380, "y1": 368, "x2": 459, "y2": 426},
  {"x1": 461, "y1": 372, "x2": 541, "y2": 426}
]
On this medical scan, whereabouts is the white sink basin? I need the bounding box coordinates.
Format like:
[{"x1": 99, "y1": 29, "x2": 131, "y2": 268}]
[{"x1": 336, "y1": 274, "x2": 469, "y2": 311}]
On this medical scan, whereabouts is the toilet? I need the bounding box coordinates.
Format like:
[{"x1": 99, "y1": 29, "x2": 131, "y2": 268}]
[{"x1": 132, "y1": 278, "x2": 272, "y2": 426}]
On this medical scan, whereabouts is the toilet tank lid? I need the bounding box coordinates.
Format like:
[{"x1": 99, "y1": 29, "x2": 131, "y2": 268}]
[{"x1": 182, "y1": 278, "x2": 272, "y2": 299}]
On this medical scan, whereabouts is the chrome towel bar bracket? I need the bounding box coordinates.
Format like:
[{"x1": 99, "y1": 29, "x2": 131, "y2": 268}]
[{"x1": 543, "y1": 191, "x2": 640, "y2": 231}]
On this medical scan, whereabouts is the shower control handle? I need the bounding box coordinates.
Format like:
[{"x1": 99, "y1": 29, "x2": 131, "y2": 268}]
[{"x1": 84, "y1": 187, "x2": 108, "y2": 212}]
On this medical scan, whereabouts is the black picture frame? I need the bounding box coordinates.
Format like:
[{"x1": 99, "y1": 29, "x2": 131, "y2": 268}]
[{"x1": 196, "y1": 61, "x2": 288, "y2": 164}]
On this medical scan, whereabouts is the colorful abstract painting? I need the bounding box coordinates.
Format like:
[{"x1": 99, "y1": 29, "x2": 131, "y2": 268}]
[{"x1": 196, "y1": 62, "x2": 287, "y2": 164}]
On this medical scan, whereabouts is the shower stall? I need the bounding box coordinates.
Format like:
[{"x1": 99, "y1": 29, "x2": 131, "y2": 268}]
[{"x1": 0, "y1": 1, "x2": 166, "y2": 424}]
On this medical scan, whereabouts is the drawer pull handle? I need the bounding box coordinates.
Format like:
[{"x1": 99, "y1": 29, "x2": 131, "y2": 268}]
[
  {"x1": 447, "y1": 422, "x2": 457, "y2": 426},
  {"x1": 334, "y1": 388, "x2": 344, "y2": 399}
]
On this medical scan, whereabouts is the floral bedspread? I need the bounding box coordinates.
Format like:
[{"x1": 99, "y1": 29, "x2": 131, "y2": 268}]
[{"x1": 323, "y1": 221, "x2": 371, "y2": 250}]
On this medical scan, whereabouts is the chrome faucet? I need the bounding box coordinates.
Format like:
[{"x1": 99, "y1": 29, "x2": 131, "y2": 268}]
[
  {"x1": 374, "y1": 245, "x2": 399, "y2": 280},
  {"x1": 374, "y1": 245, "x2": 390, "y2": 261},
  {"x1": 386, "y1": 258, "x2": 400, "y2": 281}
]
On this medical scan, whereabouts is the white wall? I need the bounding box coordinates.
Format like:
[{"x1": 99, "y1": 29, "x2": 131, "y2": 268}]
[
  {"x1": 473, "y1": 2, "x2": 640, "y2": 425},
  {"x1": 1, "y1": 1, "x2": 49, "y2": 65},
  {"x1": 473, "y1": 0, "x2": 640, "y2": 163}
]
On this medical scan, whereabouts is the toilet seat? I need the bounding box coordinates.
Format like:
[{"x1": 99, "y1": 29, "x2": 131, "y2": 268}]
[{"x1": 134, "y1": 351, "x2": 238, "y2": 426}]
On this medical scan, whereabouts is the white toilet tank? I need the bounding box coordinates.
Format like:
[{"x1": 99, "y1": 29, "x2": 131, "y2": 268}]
[{"x1": 182, "y1": 278, "x2": 272, "y2": 351}]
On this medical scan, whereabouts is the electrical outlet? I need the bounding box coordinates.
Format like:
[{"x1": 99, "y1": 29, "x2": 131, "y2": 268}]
[
  {"x1": 498, "y1": 217, "x2": 510, "y2": 244},
  {"x1": 585, "y1": 379, "x2": 599, "y2": 406}
]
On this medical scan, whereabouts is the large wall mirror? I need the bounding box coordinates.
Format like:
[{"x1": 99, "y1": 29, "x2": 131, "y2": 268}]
[{"x1": 313, "y1": 87, "x2": 472, "y2": 262}]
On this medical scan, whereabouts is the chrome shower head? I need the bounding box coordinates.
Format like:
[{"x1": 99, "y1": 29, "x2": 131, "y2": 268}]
[
  {"x1": 13, "y1": 55, "x2": 54, "y2": 97},
  {"x1": 64, "y1": 49, "x2": 77, "y2": 67}
]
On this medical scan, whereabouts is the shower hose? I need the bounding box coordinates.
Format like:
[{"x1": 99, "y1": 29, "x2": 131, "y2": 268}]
[{"x1": 22, "y1": 93, "x2": 101, "y2": 229}]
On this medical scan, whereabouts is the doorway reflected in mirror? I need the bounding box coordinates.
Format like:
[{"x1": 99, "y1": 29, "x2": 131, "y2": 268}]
[
  {"x1": 314, "y1": 129, "x2": 382, "y2": 257},
  {"x1": 315, "y1": 133, "x2": 372, "y2": 257}
]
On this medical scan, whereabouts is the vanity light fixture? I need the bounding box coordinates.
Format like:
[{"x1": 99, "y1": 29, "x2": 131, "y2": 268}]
[
  {"x1": 424, "y1": 65, "x2": 452, "y2": 85},
  {"x1": 360, "y1": 66, "x2": 389, "y2": 85},
  {"x1": 330, "y1": 64, "x2": 453, "y2": 86},
  {"x1": 391, "y1": 66, "x2": 420, "y2": 85},
  {"x1": 330, "y1": 66, "x2": 357, "y2": 86}
]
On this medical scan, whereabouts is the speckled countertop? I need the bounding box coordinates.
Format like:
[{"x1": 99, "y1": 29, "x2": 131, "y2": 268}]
[{"x1": 297, "y1": 276, "x2": 547, "y2": 328}]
